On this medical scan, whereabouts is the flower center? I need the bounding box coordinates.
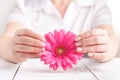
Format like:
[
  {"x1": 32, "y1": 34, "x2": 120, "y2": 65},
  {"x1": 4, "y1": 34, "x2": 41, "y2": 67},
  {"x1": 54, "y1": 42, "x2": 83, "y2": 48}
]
[{"x1": 55, "y1": 47, "x2": 65, "y2": 56}]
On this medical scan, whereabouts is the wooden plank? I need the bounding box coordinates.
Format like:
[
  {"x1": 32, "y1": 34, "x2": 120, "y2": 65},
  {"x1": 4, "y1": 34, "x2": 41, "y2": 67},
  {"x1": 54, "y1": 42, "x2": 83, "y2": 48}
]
[
  {"x1": 0, "y1": 58, "x2": 20, "y2": 80},
  {"x1": 82, "y1": 58, "x2": 120, "y2": 80},
  {"x1": 14, "y1": 58, "x2": 97, "y2": 80}
]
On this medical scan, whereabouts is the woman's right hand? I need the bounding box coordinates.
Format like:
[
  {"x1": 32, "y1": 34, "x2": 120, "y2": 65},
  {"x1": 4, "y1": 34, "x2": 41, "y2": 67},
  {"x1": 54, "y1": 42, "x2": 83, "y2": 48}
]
[{"x1": 0, "y1": 29, "x2": 45, "y2": 63}]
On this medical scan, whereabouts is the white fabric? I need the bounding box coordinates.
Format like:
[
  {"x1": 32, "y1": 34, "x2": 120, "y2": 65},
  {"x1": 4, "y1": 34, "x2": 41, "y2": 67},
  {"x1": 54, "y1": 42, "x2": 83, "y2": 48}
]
[{"x1": 7, "y1": 0, "x2": 112, "y2": 35}]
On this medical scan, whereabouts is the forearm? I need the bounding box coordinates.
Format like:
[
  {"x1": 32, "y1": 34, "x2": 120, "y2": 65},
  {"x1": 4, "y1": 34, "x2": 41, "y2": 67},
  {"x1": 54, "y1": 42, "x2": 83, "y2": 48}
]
[
  {"x1": 3, "y1": 22, "x2": 24, "y2": 37},
  {"x1": 0, "y1": 22, "x2": 23, "y2": 59},
  {"x1": 0, "y1": 35, "x2": 11, "y2": 58}
]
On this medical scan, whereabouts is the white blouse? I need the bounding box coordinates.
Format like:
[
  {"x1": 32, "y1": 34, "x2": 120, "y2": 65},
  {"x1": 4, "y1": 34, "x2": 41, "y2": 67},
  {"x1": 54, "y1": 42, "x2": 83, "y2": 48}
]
[{"x1": 8, "y1": 0, "x2": 112, "y2": 35}]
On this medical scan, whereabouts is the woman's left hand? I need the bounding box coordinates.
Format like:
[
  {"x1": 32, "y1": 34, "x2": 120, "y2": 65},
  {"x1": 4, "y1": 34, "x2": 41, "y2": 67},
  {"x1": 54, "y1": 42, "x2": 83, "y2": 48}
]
[{"x1": 75, "y1": 29, "x2": 115, "y2": 62}]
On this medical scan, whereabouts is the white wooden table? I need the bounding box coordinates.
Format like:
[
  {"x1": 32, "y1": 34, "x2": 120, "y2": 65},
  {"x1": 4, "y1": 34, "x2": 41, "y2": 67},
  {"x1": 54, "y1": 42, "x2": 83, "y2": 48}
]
[{"x1": 0, "y1": 58, "x2": 120, "y2": 80}]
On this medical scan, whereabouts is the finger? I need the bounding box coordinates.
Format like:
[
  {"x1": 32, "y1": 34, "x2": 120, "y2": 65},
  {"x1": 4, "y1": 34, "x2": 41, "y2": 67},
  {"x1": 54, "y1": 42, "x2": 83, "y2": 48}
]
[
  {"x1": 76, "y1": 47, "x2": 83, "y2": 52},
  {"x1": 14, "y1": 44, "x2": 45, "y2": 53},
  {"x1": 14, "y1": 36, "x2": 45, "y2": 48},
  {"x1": 83, "y1": 45, "x2": 108, "y2": 53},
  {"x1": 77, "y1": 29, "x2": 107, "y2": 40},
  {"x1": 16, "y1": 52, "x2": 40, "y2": 58},
  {"x1": 80, "y1": 36, "x2": 108, "y2": 46},
  {"x1": 15, "y1": 29, "x2": 45, "y2": 41},
  {"x1": 75, "y1": 41, "x2": 82, "y2": 47},
  {"x1": 88, "y1": 52, "x2": 107, "y2": 61}
]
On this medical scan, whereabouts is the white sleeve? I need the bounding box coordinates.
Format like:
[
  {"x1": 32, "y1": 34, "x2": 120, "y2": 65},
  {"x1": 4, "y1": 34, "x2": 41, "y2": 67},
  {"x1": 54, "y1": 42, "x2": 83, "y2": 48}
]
[
  {"x1": 92, "y1": 0, "x2": 112, "y2": 28},
  {"x1": 7, "y1": 1, "x2": 28, "y2": 26}
]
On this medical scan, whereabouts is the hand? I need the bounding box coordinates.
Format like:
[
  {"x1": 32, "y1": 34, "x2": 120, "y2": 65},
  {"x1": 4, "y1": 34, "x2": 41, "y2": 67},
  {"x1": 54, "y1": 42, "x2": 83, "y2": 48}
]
[
  {"x1": 0, "y1": 29, "x2": 45, "y2": 63},
  {"x1": 75, "y1": 29, "x2": 114, "y2": 62}
]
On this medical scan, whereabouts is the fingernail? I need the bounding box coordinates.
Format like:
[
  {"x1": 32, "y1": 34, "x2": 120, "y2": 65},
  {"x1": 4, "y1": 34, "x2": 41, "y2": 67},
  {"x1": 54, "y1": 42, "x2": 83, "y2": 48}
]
[
  {"x1": 41, "y1": 48, "x2": 45, "y2": 51},
  {"x1": 88, "y1": 53, "x2": 93, "y2": 57},
  {"x1": 41, "y1": 42, "x2": 46, "y2": 47},
  {"x1": 42, "y1": 37, "x2": 46, "y2": 42},
  {"x1": 75, "y1": 36, "x2": 81, "y2": 41},
  {"x1": 75, "y1": 42, "x2": 81, "y2": 46},
  {"x1": 77, "y1": 47, "x2": 83, "y2": 52}
]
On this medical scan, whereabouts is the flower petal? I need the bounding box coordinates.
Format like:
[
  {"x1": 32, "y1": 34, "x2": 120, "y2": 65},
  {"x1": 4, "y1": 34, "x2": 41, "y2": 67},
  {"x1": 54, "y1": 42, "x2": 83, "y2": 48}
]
[
  {"x1": 63, "y1": 31, "x2": 74, "y2": 43},
  {"x1": 44, "y1": 58, "x2": 52, "y2": 64},
  {"x1": 40, "y1": 29, "x2": 83, "y2": 71},
  {"x1": 62, "y1": 63, "x2": 68, "y2": 71},
  {"x1": 67, "y1": 54, "x2": 78, "y2": 64},
  {"x1": 45, "y1": 32, "x2": 56, "y2": 46},
  {"x1": 56, "y1": 57, "x2": 62, "y2": 67},
  {"x1": 54, "y1": 30, "x2": 59, "y2": 42},
  {"x1": 64, "y1": 56, "x2": 72, "y2": 64},
  {"x1": 65, "y1": 34, "x2": 76, "y2": 47},
  {"x1": 50, "y1": 59, "x2": 56, "y2": 65},
  {"x1": 49, "y1": 64, "x2": 53, "y2": 69},
  {"x1": 57, "y1": 29, "x2": 66, "y2": 43},
  {"x1": 45, "y1": 42, "x2": 54, "y2": 51},
  {"x1": 53, "y1": 64, "x2": 58, "y2": 71},
  {"x1": 67, "y1": 63, "x2": 73, "y2": 68}
]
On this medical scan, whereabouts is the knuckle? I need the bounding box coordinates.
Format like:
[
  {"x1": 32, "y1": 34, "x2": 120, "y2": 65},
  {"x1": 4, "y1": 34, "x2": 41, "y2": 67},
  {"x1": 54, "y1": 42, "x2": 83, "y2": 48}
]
[
  {"x1": 22, "y1": 29, "x2": 28, "y2": 35},
  {"x1": 96, "y1": 46, "x2": 100, "y2": 52},
  {"x1": 34, "y1": 40, "x2": 40, "y2": 47},
  {"x1": 79, "y1": 34, "x2": 84, "y2": 39},
  {"x1": 90, "y1": 30, "x2": 97, "y2": 35},
  {"x1": 12, "y1": 36, "x2": 17, "y2": 43},
  {"x1": 96, "y1": 45, "x2": 102, "y2": 52},
  {"x1": 82, "y1": 46, "x2": 88, "y2": 53},
  {"x1": 101, "y1": 29, "x2": 107, "y2": 34},
  {"x1": 16, "y1": 45, "x2": 24, "y2": 51},
  {"x1": 33, "y1": 47, "x2": 40, "y2": 53},
  {"x1": 23, "y1": 29, "x2": 28, "y2": 32},
  {"x1": 21, "y1": 29, "x2": 30, "y2": 35},
  {"x1": 40, "y1": 41, "x2": 45, "y2": 47},
  {"x1": 94, "y1": 36, "x2": 100, "y2": 43},
  {"x1": 19, "y1": 36, "x2": 26, "y2": 42}
]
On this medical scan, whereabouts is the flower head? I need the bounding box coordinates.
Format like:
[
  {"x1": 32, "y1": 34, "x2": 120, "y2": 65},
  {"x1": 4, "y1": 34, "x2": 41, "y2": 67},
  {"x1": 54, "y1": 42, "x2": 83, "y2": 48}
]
[{"x1": 40, "y1": 30, "x2": 83, "y2": 71}]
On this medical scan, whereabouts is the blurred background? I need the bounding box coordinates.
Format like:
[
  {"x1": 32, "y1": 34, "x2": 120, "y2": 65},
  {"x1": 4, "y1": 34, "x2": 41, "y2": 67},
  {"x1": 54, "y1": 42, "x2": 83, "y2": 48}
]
[{"x1": 0, "y1": 0, "x2": 120, "y2": 56}]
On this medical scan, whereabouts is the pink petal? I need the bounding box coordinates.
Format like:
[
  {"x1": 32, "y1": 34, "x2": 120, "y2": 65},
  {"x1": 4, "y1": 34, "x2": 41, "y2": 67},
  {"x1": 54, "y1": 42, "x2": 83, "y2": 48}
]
[
  {"x1": 67, "y1": 44, "x2": 76, "y2": 50},
  {"x1": 54, "y1": 30, "x2": 59, "y2": 42},
  {"x1": 41, "y1": 51, "x2": 52, "y2": 57},
  {"x1": 40, "y1": 29, "x2": 83, "y2": 71},
  {"x1": 45, "y1": 42, "x2": 54, "y2": 51},
  {"x1": 72, "y1": 50, "x2": 84, "y2": 60},
  {"x1": 41, "y1": 52, "x2": 53, "y2": 61},
  {"x1": 62, "y1": 57, "x2": 73, "y2": 69},
  {"x1": 50, "y1": 59, "x2": 56, "y2": 65},
  {"x1": 57, "y1": 29, "x2": 66, "y2": 43},
  {"x1": 53, "y1": 64, "x2": 58, "y2": 71},
  {"x1": 65, "y1": 34, "x2": 76, "y2": 47},
  {"x1": 67, "y1": 63, "x2": 73, "y2": 68},
  {"x1": 64, "y1": 56, "x2": 72, "y2": 64},
  {"x1": 49, "y1": 64, "x2": 53, "y2": 69},
  {"x1": 62, "y1": 63, "x2": 68, "y2": 71},
  {"x1": 63, "y1": 31, "x2": 74, "y2": 43},
  {"x1": 62, "y1": 59, "x2": 67, "y2": 66},
  {"x1": 56, "y1": 57, "x2": 62, "y2": 67},
  {"x1": 41, "y1": 56, "x2": 51, "y2": 61},
  {"x1": 77, "y1": 54, "x2": 84, "y2": 60},
  {"x1": 44, "y1": 58, "x2": 52, "y2": 64},
  {"x1": 45, "y1": 32, "x2": 56, "y2": 46},
  {"x1": 67, "y1": 54, "x2": 78, "y2": 64}
]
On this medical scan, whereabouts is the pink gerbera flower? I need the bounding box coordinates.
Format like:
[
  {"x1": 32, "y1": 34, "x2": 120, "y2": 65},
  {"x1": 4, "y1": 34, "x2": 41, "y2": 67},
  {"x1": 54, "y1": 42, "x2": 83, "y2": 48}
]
[{"x1": 40, "y1": 29, "x2": 83, "y2": 71}]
